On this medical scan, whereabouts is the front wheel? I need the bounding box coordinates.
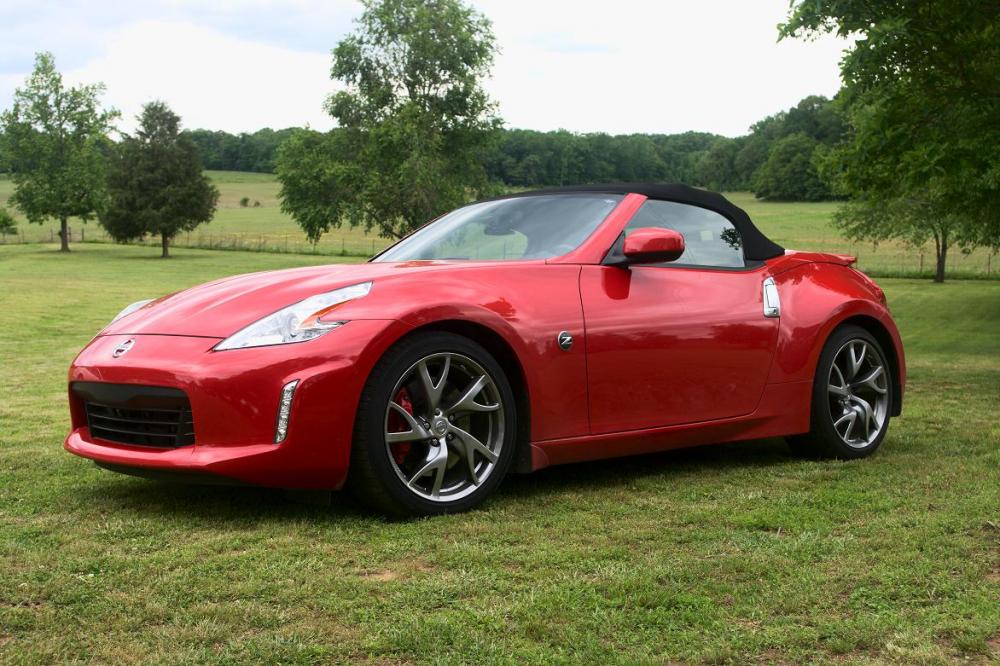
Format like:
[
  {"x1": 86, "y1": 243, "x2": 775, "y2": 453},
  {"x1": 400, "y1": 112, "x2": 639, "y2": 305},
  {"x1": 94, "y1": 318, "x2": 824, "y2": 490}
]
[
  {"x1": 788, "y1": 325, "x2": 893, "y2": 459},
  {"x1": 348, "y1": 332, "x2": 517, "y2": 516}
]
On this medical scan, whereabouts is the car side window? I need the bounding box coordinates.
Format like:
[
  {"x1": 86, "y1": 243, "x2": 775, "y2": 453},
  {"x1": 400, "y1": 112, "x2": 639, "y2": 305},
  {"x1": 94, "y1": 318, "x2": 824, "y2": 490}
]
[{"x1": 624, "y1": 200, "x2": 745, "y2": 268}]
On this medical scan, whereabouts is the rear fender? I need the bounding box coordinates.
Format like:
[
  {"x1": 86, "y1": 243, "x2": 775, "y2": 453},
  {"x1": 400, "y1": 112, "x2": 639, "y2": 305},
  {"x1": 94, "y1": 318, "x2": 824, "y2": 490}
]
[{"x1": 768, "y1": 263, "x2": 905, "y2": 410}]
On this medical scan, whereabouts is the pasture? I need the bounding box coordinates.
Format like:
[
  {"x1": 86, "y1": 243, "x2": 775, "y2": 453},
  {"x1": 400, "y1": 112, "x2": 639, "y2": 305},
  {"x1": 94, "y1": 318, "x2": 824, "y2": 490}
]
[
  {"x1": 0, "y1": 242, "x2": 997, "y2": 663},
  {"x1": 2, "y1": 172, "x2": 997, "y2": 277}
]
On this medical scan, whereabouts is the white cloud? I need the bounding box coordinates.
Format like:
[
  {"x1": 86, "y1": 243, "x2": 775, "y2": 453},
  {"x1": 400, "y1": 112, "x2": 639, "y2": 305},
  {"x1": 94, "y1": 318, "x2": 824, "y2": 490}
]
[
  {"x1": 1, "y1": 1, "x2": 850, "y2": 137},
  {"x1": 65, "y1": 20, "x2": 337, "y2": 134},
  {"x1": 478, "y1": 0, "x2": 849, "y2": 136}
]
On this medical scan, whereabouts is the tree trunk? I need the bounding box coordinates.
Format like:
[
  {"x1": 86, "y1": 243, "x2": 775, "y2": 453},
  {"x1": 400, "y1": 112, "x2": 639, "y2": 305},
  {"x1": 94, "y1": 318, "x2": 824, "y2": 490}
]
[
  {"x1": 161, "y1": 232, "x2": 170, "y2": 258},
  {"x1": 934, "y1": 230, "x2": 948, "y2": 283},
  {"x1": 59, "y1": 217, "x2": 70, "y2": 252}
]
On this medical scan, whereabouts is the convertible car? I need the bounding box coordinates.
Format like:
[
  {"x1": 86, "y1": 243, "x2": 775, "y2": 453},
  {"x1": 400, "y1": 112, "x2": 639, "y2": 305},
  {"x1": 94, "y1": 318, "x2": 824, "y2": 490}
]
[{"x1": 65, "y1": 184, "x2": 904, "y2": 516}]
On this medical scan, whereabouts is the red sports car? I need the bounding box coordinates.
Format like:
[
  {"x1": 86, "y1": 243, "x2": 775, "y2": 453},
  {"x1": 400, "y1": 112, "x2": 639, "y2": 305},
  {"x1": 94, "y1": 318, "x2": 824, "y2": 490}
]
[{"x1": 65, "y1": 184, "x2": 905, "y2": 516}]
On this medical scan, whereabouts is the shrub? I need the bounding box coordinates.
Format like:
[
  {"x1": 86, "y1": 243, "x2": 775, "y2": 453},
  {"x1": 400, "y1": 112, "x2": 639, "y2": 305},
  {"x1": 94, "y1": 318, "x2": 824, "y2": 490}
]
[
  {"x1": 0, "y1": 207, "x2": 16, "y2": 235},
  {"x1": 239, "y1": 196, "x2": 250, "y2": 207}
]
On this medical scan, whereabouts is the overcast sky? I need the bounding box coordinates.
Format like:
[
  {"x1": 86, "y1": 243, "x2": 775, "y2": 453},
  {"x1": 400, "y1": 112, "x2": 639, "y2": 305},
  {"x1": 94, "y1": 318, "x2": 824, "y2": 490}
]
[{"x1": 0, "y1": 1, "x2": 849, "y2": 137}]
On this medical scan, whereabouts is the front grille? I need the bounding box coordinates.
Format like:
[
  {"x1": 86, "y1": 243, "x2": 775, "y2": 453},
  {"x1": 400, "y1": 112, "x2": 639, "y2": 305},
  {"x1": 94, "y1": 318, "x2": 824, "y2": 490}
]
[{"x1": 73, "y1": 382, "x2": 195, "y2": 448}]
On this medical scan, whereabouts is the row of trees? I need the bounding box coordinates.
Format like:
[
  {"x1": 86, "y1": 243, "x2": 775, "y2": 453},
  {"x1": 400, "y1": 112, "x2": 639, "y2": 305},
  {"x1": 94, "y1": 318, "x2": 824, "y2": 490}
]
[
  {"x1": 184, "y1": 127, "x2": 299, "y2": 172},
  {"x1": 485, "y1": 94, "x2": 845, "y2": 200},
  {"x1": 0, "y1": 53, "x2": 217, "y2": 255},
  {"x1": 182, "y1": 95, "x2": 845, "y2": 203}
]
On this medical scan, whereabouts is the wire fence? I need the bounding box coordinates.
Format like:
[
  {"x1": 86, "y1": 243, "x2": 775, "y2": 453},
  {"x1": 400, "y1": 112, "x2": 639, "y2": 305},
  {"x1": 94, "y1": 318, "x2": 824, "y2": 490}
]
[
  {"x1": 1, "y1": 226, "x2": 997, "y2": 279},
  {"x1": 0, "y1": 226, "x2": 393, "y2": 258}
]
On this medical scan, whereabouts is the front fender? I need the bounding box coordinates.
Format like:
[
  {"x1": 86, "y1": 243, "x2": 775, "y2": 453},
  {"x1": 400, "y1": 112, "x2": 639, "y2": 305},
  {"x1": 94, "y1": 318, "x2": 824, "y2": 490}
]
[{"x1": 333, "y1": 264, "x2": 592, "y2": 442}]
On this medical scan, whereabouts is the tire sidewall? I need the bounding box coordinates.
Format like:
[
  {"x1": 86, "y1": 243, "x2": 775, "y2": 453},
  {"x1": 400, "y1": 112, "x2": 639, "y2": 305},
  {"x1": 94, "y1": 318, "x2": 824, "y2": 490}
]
[{"x1": 355, "y1": 332, "x2": 518, "y2": 516}]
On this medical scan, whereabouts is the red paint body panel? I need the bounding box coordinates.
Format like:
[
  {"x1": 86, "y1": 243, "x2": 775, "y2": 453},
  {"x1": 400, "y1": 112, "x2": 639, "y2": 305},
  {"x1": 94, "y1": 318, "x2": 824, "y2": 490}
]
[
  {"x1": 65, "y1": 194, "x2": 906, "y2": 490},
  {"x1": 67, "y1": 319, "x2": 411, "y2": 488},
  {"x1": 580, "y1": 264, "x2": 778, "y2": 433},
  {"x1": 535, "y1": 380, "x2": 812, "y2": 467},
  {"x1": 763, "y1": 261, "x2": 904, "y2": 391}
]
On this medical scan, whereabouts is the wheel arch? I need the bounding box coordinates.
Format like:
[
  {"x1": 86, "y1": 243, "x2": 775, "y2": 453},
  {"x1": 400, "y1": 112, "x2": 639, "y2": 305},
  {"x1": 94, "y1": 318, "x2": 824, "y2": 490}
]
[
  {"x1": 388, "y1": 319, "x2": 534, "y2": 473},
  {"x1": 831, "y1": 314, "x2": 903, "y2": 417}
]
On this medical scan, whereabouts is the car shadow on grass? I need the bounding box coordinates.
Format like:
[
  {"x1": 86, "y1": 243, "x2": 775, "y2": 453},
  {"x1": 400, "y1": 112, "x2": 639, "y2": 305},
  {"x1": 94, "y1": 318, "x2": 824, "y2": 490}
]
[{"x1": 72, "y1": 437, "x2": 799, "y2": 523}]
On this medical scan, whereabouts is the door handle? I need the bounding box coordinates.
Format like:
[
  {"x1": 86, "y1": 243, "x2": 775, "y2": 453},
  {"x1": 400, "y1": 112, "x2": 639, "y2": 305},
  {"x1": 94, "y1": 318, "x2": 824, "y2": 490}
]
[{"x1": 762, "y1": 277, "x2": 781, "y2": 318}]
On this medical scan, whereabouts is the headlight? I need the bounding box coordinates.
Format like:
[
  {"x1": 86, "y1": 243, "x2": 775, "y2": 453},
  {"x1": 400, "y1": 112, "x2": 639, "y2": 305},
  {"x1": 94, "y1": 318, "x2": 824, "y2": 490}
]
[
  {"x1": 214, "y1": 281, "x2": 372, "y2": 351},
  {"x1": 110, "y1": 299, "x2": 155, "y2": 324}
]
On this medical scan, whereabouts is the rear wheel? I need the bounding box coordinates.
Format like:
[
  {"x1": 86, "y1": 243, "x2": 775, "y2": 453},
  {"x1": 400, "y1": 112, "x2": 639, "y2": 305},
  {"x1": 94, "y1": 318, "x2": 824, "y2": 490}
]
[
  {"x1": 788, "y1": 325, "x2": 893, "y2": 459},
  {"x1": 348, "y1": 332, "x2": 516, "y2": 516}
]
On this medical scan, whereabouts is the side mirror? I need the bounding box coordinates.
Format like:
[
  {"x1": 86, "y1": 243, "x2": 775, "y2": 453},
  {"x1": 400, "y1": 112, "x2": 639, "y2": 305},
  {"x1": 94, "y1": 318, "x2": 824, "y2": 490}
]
[{"x1": 622, "y1": 227, "x2": 685, "y2": 264}]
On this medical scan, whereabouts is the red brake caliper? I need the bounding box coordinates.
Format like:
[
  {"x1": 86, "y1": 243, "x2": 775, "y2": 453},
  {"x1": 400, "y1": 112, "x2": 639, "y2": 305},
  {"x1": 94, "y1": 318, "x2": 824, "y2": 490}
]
[{"x1": 387, "y1": 388, "x2": 414, "y2": 465}]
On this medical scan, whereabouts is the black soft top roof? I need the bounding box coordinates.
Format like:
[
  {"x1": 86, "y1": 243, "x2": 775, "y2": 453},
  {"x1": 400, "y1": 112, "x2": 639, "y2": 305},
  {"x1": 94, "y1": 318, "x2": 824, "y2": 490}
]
[{"x1": 495, "y1": 183, "x2": 785, "y2": 261}]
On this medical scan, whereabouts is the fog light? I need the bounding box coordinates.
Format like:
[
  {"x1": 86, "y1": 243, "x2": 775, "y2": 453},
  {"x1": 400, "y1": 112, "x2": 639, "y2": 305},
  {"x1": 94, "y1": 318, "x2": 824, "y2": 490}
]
[{"x1": 274, "y1": 379, "x2": 299, "y2": 443}]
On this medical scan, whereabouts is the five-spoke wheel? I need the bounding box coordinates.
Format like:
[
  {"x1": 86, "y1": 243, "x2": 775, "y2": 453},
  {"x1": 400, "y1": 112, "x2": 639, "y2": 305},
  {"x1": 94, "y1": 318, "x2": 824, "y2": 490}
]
[{"x1": 349, "y1": 332, "x2": 516, "y2": 516}]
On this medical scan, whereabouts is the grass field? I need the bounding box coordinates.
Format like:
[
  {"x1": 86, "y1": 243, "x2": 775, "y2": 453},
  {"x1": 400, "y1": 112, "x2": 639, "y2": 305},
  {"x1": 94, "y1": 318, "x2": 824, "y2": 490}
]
[
  {"x1": 1, "y1": 243, "x2": 998, "y2": 663},
  {"x1": 2, "y1": 172, "x2": 997, "y2": 277}
]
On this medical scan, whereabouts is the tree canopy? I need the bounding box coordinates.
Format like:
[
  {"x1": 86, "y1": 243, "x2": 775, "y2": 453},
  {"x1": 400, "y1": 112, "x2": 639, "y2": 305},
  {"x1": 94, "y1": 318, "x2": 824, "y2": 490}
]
[
  {"x1": 100, "y1": 102, "x2": 219, "y2": 258},
  {"x1": 0, "y1": 52, "x2": 117, "y2": 251},
  {"x1": 183, "y1": 127, "x2": 299, "y2": 172},
  {"x1": 754, "y1": 133, "x2": 831, "y2": 202},
  {"x1": 277, "y1": 0, "x2": 501, "y2": 242},
  {"x1": 781, "y1": 1, "x2": 1000, "y2": 281}
]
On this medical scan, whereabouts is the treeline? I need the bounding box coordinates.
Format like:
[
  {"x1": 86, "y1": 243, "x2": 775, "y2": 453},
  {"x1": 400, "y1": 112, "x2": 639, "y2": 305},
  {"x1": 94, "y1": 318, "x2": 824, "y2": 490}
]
[
  {"x1": 182, "y1": 95, "x2": 846, "y2": 201},
  {"x1": 182, "y1": 127, "x2": 300, "y2": 172}
]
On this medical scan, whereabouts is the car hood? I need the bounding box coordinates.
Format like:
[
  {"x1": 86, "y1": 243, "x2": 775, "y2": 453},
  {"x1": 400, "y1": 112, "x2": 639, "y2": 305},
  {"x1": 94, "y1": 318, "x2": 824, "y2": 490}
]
[{"x1": 101, "y1": 260, "x2": 471, "y2": 338}]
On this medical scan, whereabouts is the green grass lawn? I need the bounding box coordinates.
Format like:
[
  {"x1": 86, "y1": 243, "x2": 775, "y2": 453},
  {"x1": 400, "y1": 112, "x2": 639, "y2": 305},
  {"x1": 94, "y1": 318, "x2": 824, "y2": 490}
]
[
  {"x1": 3, "y1": 172, "x2": 997, "y2": 277},
  {"x1": 0, "y1": 243, "x2": 997, "y2": 663}
]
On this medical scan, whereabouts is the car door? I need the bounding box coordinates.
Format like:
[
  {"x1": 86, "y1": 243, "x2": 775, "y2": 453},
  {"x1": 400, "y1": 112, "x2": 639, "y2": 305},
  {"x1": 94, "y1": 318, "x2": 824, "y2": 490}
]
[{"x1": 580, "y1": 199, "x2": 779, "y2": 435}]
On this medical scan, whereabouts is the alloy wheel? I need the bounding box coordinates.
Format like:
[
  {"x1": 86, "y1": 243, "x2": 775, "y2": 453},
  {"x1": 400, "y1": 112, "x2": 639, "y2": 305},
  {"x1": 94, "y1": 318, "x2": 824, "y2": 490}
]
[
  {"x1": 383, "y1": 352, "x2": 505, "y2": 502},
  {"x1": 827, "y1": 339, "x2": 889, "y2": 448}
]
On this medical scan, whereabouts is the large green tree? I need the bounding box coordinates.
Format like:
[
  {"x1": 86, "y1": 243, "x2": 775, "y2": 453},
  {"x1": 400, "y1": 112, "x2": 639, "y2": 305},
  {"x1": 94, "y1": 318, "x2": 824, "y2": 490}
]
[
  {"x1": 277, "y1": 0, "x2": 501, "y2": 242},
  {"x1": 100, "y1": 102, "x2": 218, "y2": 258},
  {"x1": 0, "y1": 52, "x2": 117, "y2": 251},
  {"x1": 781, "y1": 1, "x2": 1000, "y2": 282}
]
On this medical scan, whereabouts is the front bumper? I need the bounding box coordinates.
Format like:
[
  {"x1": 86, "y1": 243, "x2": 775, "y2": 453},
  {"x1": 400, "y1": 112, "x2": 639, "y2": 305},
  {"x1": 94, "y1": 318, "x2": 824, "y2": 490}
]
[{"x1": 64, "y1": 319, "x2": 410, "y2": 488}]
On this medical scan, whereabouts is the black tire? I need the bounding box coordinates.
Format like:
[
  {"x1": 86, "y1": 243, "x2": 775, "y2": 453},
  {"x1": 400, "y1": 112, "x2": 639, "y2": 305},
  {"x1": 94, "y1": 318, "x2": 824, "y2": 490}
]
[
  {"x1": 347, "y1": 331, "x2": 517, "y2": 517},
  {"x1": 787, "y1": 325, "x2": 893, "y2": 459}
]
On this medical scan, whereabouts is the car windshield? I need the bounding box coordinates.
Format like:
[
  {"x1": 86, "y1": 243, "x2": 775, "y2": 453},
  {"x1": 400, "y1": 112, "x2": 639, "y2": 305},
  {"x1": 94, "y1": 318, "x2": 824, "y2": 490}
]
[{"x1": 374, "y1": 194, "x2": 624, "y2": 262}]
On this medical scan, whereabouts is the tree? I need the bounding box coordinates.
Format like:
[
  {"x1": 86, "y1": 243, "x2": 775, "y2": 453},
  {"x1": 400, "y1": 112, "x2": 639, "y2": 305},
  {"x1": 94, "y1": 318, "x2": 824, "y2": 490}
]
[
  {"x1": 277, "y1": 0, "x2": 501, "y2": 242},
  {"x1": 781, "y1": 2, "x2": 1000, "y2": 281},
  {"x1": 0, "y1": 207, "x2": 16, "y2": 236},
  {"x1": 0, "y1": 52, "x2": 117, "y2": 252},
  {"x1": 754, "y1": 133, "x2": 832, "y2": 201},
  {"x1": 100, "y1": 102, "x2": 219, "y2": 258},
  {"x1": 696, "y1": 137, "x2": 744, "y2": 191}
]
